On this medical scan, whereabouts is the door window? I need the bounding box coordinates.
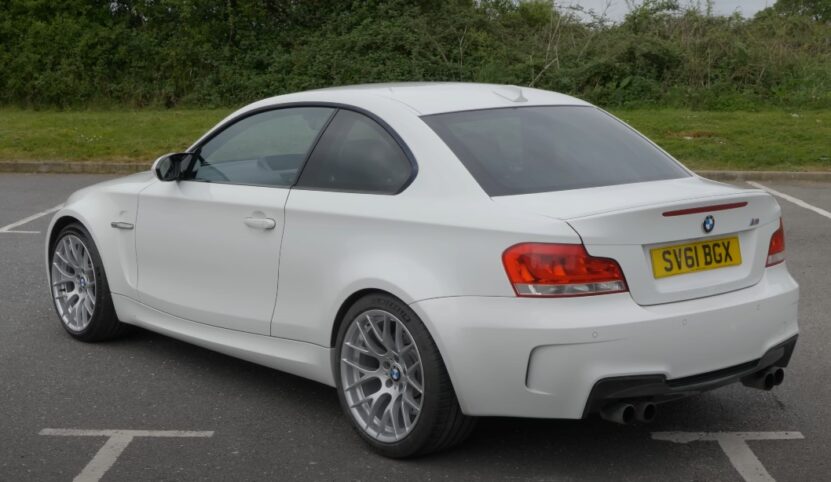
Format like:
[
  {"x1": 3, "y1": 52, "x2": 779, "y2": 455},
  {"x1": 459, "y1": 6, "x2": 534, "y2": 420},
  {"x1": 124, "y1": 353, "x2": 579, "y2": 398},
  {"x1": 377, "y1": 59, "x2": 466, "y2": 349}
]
[
  {"x1": 188, "y1": 107, "x2": 334, "y2": 187},
  {"x1": 295, "y1": 110, "x2": 413, "y2": 194}
]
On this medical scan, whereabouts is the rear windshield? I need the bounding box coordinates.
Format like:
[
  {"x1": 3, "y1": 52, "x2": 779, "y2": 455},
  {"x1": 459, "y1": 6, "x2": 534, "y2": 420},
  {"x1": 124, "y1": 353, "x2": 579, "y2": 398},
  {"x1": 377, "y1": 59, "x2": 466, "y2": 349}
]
[{"x1": 422, "y1": 106, "x2": 689, "y2": 196}]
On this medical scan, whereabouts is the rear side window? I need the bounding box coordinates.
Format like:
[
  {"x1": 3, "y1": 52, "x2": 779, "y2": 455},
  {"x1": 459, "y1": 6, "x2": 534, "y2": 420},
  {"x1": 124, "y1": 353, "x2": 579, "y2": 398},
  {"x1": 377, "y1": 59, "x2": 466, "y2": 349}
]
[
  {"x1": 423, "y1": 106, "x2": 689, "y2": 196},
  {"x1": 296, "y1": 110, "x2": 412, "y2": 194}
]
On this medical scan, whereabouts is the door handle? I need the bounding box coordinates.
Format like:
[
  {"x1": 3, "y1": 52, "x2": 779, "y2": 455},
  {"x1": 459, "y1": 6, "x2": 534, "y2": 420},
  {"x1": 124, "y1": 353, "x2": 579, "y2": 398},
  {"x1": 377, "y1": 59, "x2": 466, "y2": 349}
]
[
  {"x1": 244, "y1": 217, "x2": 276, "y2": 230},
  {"x1": 110, "y1": 221, "x2": 134, "y2": 230}
]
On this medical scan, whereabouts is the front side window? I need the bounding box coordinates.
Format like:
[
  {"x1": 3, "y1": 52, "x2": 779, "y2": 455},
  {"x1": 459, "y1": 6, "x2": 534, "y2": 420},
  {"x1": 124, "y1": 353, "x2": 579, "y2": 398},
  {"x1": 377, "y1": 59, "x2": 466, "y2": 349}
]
[
  {"x1": 188, "y1": 107, "x2": 334, "y2": 187},
  {"x1": 423, "y1": 106, "x2": 689, "y2": 196},
  {"x1": 295, "y1": 110, "x2": 413, "y2": 194}
]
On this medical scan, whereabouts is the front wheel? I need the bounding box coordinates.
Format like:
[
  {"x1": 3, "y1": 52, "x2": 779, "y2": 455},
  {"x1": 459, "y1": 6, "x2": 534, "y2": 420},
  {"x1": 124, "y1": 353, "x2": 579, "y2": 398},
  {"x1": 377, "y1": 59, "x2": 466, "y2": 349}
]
[
  {"x1": 334, "y1": 293, "x2": 476, "y2": 457},
  {"x1": 50, "y1": 223, "x2": 127, "y2": 342}
]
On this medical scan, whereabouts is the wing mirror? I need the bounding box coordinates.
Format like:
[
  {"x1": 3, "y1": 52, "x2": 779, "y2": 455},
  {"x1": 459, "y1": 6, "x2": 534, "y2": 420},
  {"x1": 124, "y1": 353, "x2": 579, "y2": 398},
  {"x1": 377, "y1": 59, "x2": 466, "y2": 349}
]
[{"x1": 152, "y1": 152, "x2": 193, "y2": 182}]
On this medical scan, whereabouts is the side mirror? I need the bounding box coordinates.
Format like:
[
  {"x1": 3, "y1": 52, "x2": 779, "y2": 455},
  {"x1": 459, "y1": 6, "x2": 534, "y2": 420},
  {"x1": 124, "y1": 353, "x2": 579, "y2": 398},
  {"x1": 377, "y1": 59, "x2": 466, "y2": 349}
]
[{"x1": 152, "y1": 153, "x2": 192, "y2": 182}]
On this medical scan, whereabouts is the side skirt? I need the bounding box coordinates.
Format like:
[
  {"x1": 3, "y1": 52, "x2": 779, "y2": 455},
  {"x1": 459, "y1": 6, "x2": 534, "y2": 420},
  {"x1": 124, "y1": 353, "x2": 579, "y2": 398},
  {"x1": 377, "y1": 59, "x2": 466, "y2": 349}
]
[{"x1": 112, "y1": 294, "x2": 336, "y2": 387}]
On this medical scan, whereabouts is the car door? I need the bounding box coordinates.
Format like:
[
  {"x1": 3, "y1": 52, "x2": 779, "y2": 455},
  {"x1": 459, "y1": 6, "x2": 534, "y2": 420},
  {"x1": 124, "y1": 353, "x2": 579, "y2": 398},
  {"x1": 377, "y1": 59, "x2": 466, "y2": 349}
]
[
  {"x1": 270, "y1": 109, "x2": 416, "y2": 343},
  {"x1": 136, "y1": 106, "x2": 335, "y2": 335}
]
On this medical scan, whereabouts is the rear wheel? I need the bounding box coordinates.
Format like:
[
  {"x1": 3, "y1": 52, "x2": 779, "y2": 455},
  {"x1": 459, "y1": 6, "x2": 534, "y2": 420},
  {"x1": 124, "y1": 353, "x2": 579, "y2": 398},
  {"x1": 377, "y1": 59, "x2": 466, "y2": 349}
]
[
  {"x1": 50, "y1": 223, "x2": 127, "y2": 342},
  {"x1": 334, "y1": 293, "x2": 476, "y2": 457}
]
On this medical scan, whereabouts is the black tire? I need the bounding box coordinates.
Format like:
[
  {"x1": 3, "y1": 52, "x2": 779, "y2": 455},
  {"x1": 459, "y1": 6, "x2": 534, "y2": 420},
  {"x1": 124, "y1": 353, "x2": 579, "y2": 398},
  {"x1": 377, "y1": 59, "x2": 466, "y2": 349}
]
[
  {"x1": 49, "y1": 222, "x2": 128, "y2": 342},
  {"x1": 334, "y1": 293, "x2": 476, "y2": 458}
]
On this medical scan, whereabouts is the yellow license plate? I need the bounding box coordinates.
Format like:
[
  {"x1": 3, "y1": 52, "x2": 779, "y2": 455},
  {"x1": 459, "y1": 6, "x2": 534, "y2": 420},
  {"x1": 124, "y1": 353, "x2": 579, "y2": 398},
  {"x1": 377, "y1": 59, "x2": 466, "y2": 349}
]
[{"x1": 650, "y1": 236, "x2": 742, "y2": 279}]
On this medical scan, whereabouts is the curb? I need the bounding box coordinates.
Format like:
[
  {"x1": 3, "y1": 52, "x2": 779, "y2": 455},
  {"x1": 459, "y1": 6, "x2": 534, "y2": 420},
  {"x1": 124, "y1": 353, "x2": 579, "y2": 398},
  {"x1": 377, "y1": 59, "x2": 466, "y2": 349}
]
[
  {"x1": 0, "y1": 160, "x2": 149, "y2": 174},
  {"x1": 0, "y1": 161, "x2": 830, "y2": 182}
]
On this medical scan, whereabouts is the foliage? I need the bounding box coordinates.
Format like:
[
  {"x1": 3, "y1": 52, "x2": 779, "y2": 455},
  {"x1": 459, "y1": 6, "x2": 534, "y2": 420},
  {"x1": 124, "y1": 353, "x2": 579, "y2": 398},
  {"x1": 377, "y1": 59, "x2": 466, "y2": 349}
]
[
  {"x1": 771, "y1": 0, "x2": 831, "y2": 22},
  {"x1": 0, "y1": 0, "x2": 828, "y2": 109}
]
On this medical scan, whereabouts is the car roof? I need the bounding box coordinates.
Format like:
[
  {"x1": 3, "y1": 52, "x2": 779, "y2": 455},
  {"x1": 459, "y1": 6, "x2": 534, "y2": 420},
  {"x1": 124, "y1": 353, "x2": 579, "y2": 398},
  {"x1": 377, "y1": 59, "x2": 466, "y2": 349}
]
[{"x1": 234, "y1": 82, "x2": 591, "y2": 118}]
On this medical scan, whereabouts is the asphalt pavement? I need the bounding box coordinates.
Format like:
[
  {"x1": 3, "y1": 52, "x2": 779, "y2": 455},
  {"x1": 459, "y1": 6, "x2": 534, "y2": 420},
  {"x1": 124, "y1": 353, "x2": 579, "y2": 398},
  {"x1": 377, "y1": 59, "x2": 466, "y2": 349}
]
[{"x1": 1, "y1": 173, "x2": 829, "y2": 481}]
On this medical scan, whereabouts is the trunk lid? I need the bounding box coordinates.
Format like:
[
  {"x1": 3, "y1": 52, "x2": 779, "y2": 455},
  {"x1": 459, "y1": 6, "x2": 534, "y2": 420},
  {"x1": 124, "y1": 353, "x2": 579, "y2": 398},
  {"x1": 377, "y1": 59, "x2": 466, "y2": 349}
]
[{"x1": 492, "y1": 177, "x2": 781, "y2": 305}]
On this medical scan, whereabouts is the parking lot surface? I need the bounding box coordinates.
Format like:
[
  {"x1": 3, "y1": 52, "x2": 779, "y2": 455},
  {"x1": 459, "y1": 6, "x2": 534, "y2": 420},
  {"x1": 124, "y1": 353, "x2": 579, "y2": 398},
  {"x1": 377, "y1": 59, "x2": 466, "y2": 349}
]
[{"x1": 1, "y1": 173, "x2": 829, "y2": 481}]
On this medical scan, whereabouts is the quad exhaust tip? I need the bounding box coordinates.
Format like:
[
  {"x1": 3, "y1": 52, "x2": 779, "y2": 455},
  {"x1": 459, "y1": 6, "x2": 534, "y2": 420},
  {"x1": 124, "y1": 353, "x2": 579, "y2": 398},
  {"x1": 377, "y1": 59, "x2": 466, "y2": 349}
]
[
  {"x1": 773, "y1": 367, "x2": 785, "y2": 386},
  {"x1": 600, "y1": 401, "x2": 657, "y2": 425},
  {"x1": 635, "y1": 402, "x2": 657, "y2": 423},
  {"x1": 600, "y1": 367, "x2": 785, "y2": 425},
  {"x1": 741, "y1": 367, "x2": 785, "y2": 391},
  {"x1": 600, "y1": 402, "x2": 636, "y2": 425}
]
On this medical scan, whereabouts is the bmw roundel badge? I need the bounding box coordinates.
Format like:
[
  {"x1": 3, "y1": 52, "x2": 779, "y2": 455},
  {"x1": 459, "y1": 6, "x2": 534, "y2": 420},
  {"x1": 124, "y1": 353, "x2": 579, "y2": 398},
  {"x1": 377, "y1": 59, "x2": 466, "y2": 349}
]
[{"x1": 703, "y1": 215, "x2": 715, "y2": 233}]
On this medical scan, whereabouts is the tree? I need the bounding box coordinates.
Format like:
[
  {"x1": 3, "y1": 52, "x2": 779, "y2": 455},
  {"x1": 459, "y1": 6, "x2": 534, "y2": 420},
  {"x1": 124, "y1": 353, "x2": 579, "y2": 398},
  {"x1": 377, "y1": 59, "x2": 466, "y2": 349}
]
[{"x1": 773, "y1": 0, "x2": 831, "y2": 22}]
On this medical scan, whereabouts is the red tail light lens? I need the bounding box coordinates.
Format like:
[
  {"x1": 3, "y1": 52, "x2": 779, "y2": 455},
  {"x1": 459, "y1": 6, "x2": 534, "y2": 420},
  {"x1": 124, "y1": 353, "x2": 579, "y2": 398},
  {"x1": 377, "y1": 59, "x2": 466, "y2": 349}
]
[
  {"x1": 766, "y1": 219, "x2": 785, "y2": 267},
  {"x1": 502, "y1": 243, "x2": 628, "y2": 297}
]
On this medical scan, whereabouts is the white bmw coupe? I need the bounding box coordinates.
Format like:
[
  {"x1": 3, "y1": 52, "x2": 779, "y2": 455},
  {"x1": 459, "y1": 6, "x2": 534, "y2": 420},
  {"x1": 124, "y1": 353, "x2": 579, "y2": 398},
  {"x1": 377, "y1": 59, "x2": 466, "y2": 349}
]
[{"x1": 46, "y1": 83, "x2": 798, "y2": 457}]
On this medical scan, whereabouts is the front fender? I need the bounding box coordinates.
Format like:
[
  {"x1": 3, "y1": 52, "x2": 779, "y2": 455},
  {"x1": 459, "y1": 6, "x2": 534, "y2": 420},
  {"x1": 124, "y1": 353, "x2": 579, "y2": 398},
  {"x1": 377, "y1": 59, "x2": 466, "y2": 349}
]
[{"x1": 45, "y1": 172, "x2": 155, "y2": 301}]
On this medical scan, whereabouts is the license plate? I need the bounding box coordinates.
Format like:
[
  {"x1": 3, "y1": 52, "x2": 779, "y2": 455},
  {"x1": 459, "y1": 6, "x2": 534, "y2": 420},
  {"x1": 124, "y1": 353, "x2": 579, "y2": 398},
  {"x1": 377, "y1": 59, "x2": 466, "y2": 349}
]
[{"x1": 650, "y1": 236, "x2": 742, "y2": 279}]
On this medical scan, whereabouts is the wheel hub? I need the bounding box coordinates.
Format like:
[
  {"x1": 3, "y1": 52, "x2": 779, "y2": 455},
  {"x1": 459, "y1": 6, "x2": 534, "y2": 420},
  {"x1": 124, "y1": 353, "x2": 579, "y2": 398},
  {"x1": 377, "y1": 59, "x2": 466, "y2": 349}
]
[{"x1": 389, "y1": 365, "x2": 402, "y2": 382}]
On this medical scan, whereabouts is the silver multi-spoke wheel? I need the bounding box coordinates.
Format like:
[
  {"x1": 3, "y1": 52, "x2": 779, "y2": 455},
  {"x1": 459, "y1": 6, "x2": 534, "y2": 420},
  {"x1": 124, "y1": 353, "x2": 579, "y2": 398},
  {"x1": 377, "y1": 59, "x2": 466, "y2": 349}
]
[
  {"x1": 340, "y1": 309, "x2": 424, "y2": 443},
  {"x1": 51, "y1": 234, "x2": 97, "y2": 332}
]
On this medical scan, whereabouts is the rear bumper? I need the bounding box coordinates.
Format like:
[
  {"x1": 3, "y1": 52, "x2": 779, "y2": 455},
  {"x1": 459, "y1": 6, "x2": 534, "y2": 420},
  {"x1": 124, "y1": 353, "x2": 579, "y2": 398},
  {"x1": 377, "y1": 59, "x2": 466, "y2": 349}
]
[
  {"x1": 583, "y1": 334, "x2": 797, "y2": 417},
  {"x1": 409, "y1": 264, "x2": 799, "y2": 419}
]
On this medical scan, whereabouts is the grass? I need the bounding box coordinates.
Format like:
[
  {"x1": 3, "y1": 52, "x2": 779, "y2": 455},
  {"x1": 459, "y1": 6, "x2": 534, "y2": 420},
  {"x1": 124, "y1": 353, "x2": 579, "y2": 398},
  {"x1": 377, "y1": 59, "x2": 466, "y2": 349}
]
[
  {"x1": 0, "y1": 108, "x2": 829, "y2": 170},
  {"x1": 0, "y1": 109, "x2": 229, "y2": 163},
  {"x1": 613, "y1": 109, "x2": 831, "y2": 171}
]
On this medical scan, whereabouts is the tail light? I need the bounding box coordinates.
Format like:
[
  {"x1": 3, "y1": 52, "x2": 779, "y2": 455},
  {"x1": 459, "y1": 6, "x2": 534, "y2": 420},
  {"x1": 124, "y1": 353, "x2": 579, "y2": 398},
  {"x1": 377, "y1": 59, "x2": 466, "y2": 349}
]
[
  {"x1": 766, "y1": 219, "x2": 785, "y2": 267},
  {"x1": 502, "y1": 243, "x2": 627, "y2": 297}
]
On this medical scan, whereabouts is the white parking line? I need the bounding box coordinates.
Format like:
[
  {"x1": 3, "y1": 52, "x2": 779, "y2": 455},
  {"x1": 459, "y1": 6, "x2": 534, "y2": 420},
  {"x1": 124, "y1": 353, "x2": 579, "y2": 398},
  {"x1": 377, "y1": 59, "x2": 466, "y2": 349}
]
[
  {"x1": 748, "y1": 181, "x2": 831, "y2": 220},
  {"x1": 40, "y1": 428, "x2": 214, "y2": 482},
  {"x1": 653, "y1": 431, "x2": 804, "y2": 482},
  {"x1": 0, "y1": 204, "x2": 63, "y2": 234}
]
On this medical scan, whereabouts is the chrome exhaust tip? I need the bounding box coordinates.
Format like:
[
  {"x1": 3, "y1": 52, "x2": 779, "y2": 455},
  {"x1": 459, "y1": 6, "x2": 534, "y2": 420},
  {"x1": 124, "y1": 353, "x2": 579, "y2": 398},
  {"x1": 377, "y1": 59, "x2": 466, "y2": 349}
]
[
  {"x1": 741, "y1": 367, "x2": 783, "y2": 391},
  {"x1": 600, "y1": 402, "x2": 636, "y2": 425},
  {"x1": 634, "y1": 402, "x2": 657, "y2": 423},
  {"x1": 772, "y1": 367, "x2": 785, "y2": 386}
]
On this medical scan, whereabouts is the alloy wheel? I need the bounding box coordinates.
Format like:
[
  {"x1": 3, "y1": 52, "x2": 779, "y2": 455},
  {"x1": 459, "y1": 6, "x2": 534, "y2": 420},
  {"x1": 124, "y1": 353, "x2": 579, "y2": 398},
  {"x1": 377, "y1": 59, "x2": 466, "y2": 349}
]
[
  {"x1": 51, "y1": 234, "x2": 97, "y2": 332},
  {"x1": 340, "y1": 309, "x2": 424, "y2": 443}
]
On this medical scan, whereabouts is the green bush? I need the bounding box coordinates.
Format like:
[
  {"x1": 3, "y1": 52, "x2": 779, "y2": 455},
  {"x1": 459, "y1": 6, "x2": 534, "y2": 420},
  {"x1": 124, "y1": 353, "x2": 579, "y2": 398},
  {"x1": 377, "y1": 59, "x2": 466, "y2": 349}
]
[{"x1": 0, "y1": 0, "x2": 828, "y2": 109}]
